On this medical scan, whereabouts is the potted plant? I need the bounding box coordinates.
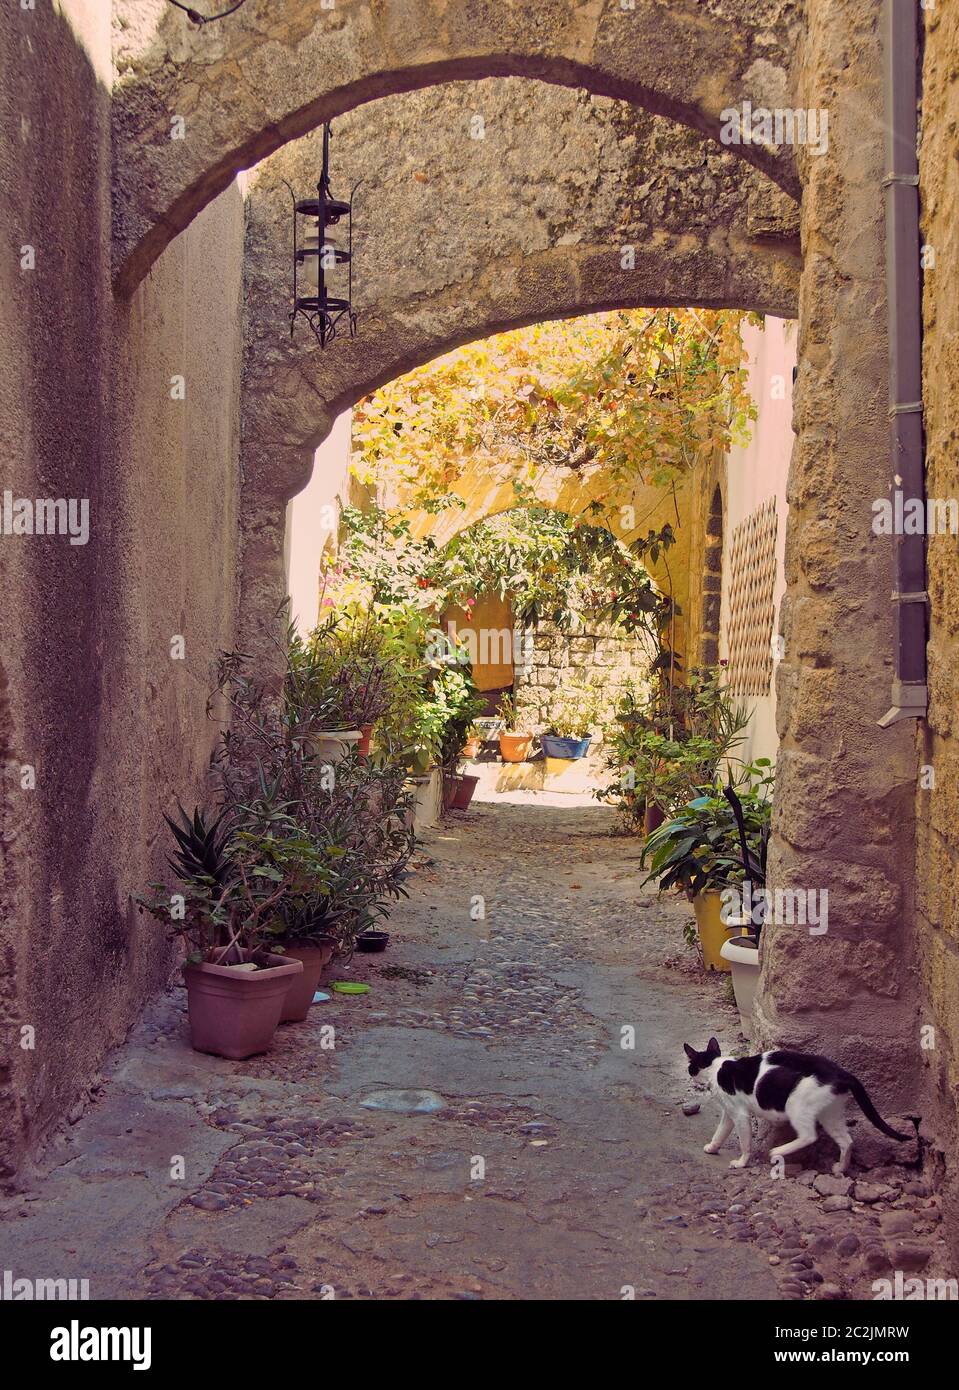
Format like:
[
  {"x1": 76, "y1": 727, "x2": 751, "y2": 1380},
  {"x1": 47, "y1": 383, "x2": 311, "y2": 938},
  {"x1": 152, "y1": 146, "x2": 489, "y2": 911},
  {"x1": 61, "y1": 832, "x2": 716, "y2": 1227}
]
[
  {"x1": 540, "y1": 684, "x2": 603, "y2": 759},
  {"x1": 289, "y1": 613, "x2": 393, "y2": 763},
  {"x1": 496, "y1": 692, "x2": 533, "y2": 763},
  {"x1": 461, "y1": 724, "x2": 482, "y2": 759},
  {"x1": 433, "y1": 663, "x2": 485, "y2": 810},
  {"x1": 598, "y1": 672, "x2": 750, "y2": 834},
  {"x1": 640, "y1": 766, "x2": 771, "y2": 972},
  {"x1": 718, "y1": 772, "x2": 772, "y2": 1033},
  {"x1": 186, "y1": 636, "x2": 416, "y2": 1030},
  {"x1": 136, "y1": 806, "x2": 306, "y2": 1059},
  {"x1": 274, "y1": 907, "x2": 340, "y2": 1022}
]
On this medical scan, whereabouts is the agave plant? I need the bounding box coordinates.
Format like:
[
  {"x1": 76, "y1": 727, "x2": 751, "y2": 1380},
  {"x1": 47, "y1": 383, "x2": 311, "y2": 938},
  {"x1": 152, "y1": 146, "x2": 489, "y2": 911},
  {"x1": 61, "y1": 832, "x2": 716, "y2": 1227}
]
[{"x1": 163, "y1": 804, "x2": 234, "y2": 891}]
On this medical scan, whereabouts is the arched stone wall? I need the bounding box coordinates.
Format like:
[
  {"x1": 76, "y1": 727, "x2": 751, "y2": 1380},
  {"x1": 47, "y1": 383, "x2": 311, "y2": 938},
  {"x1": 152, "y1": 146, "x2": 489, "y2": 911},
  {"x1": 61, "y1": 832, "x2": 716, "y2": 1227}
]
[
  {"x1": 111, "y1": 0, "x2": 802, "y2": 293},
  {"x1": 238, "y1": 80, "x2": 800, "y2": 655},
  {"x1": 236, "y1": 16, "x2": 919, "y2": 1154}
]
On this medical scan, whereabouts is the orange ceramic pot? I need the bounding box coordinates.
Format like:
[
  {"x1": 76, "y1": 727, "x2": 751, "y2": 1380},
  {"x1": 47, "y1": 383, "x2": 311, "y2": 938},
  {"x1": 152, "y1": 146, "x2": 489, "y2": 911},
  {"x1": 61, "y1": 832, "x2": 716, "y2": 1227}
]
[{"x1": 499, "y1": 732, "x2": 533, "y2": 763}]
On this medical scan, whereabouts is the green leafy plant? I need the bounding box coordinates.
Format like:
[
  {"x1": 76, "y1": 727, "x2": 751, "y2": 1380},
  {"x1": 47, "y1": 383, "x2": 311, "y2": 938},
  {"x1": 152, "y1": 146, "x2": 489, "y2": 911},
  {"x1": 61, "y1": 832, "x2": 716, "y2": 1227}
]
[
  {"x1": 599, "y1": 669, "x2": 750, "y2": 827},
  {"x1": 640, "y1": 763, "x2": 773, "y2": 901},
  {"x1": 138, "y1": 631, "x2": 416, "y2": 963},
  {"x1": 544, "y1": 682, "x2": 604, "y2": 739},
  {"x1": 214, "y1": 640, "x2": 415, "y2": 951},
  {"x1": 496, "y1": 690, "x2": 518, "y2": 730},
  {"x1": 291, "y1": 609, "x2": 393, "y2": 731}
]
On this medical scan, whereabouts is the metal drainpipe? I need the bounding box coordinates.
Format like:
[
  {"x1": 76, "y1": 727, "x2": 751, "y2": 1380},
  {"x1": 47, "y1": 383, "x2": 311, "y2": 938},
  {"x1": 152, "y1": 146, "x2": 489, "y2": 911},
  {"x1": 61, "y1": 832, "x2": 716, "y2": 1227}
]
[{"x1": 877, "y1": 0, "x2": 928, "y2": 728}]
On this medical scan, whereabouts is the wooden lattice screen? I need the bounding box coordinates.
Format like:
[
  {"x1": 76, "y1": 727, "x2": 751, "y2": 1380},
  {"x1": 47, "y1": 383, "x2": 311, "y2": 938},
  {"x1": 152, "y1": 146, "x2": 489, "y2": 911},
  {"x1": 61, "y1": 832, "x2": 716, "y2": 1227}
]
[{"x1": 726, "y1": 496, "x2": 778, "y2": 696}]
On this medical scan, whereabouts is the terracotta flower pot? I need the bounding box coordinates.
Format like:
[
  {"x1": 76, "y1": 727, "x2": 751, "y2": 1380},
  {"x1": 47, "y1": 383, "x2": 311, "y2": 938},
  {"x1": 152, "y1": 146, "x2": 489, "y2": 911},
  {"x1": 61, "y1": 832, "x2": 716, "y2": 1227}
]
[
  {"x1": 183, "y1": 952, "x2": 304, "y2": 1059},
  {"x1": 452, "y1": 773, "x2": 479, "y2": 809},
  {"x1": 461, "y1": 736, "x2": 481, "y2": 759},
  {"x1": 358, "y1": 724, "x2": 373, "y2": 756},
  {"x1": 499, "y1": 732, "x2": 533, "y2": 763},
  {"x1": 278, "y1": 937, "x2": 337, "y2": 1022}
]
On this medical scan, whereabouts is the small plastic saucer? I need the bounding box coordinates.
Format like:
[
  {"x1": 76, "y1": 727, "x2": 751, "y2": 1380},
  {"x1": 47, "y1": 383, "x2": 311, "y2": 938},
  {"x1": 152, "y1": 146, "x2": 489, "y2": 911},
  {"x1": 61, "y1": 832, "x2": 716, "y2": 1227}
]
[{"x1": 331, "y1": 981, "x2": 370, "y2": 995}]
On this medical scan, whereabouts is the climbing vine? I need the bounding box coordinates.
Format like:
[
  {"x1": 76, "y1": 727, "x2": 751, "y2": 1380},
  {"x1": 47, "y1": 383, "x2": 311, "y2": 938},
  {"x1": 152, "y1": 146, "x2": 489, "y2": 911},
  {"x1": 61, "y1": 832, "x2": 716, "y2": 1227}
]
[{"x1": 352, "y1": 309, "x2": 759, "y2": 512}]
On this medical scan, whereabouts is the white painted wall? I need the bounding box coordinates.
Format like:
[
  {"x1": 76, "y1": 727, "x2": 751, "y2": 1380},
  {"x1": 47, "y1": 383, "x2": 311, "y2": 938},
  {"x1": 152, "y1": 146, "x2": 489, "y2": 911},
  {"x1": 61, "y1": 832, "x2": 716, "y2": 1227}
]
[
  {"x1": 719, "y1": 316, "x2": 796, "y2": 769},
  {"x1": 285, "y1": 409, "x2": 352, "y2": 633}
]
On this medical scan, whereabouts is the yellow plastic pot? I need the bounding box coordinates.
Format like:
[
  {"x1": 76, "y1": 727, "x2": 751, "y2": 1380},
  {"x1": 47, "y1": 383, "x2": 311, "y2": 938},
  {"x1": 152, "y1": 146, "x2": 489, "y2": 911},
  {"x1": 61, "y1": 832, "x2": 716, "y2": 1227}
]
[{"x1": 692, "y1": 890, "x2": 733, "y2": 972}]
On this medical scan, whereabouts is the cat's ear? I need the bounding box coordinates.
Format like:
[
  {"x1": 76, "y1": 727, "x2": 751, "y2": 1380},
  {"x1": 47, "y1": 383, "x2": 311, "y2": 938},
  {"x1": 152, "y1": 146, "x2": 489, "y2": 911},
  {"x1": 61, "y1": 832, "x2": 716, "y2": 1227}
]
[
  {"x1": 707, "y1": 1037, "x2": 720, "y2": 1055},
  {"x1": 683, "y1": 1043, "x2": 697, "y2": 1060}
]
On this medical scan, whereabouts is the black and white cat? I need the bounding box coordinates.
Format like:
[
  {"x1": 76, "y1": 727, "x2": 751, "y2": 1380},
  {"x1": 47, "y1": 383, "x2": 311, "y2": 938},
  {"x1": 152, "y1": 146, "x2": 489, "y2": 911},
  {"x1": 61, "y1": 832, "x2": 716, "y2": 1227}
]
[{"x1": 683, "y1": 1038, "x2": 913, "y2": 1172}]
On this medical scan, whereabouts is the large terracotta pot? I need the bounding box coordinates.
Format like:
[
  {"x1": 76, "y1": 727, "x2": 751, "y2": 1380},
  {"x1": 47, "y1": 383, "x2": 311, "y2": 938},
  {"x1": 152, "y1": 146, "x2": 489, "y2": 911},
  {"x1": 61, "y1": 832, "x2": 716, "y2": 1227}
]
[
  {"x1": 278, "y1": 937, "x2": 337, "y2": 1021},
  {"x1": 452, "y1": 773, "x2": 479, "y2": 809},
  {"x1": 183, "y1": 953, "x2": 304, "y2": 1059},
  {"x1": 499, "y1": 732, "x2": 533, "y2": 763}
]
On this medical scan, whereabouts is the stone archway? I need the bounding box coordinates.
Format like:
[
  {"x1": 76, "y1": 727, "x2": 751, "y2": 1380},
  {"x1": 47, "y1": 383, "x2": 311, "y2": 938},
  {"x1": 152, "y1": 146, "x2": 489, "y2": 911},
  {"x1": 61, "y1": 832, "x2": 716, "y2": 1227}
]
[
  {"x1": 226, "y1": 6, "x2": 920, "y2": 1135},
  {"x1": 237, "y1": 79, "x2": 800, "y2": 653},
  {"x1": 111, "y1": 0, "x2": 801, "y2": 293}
]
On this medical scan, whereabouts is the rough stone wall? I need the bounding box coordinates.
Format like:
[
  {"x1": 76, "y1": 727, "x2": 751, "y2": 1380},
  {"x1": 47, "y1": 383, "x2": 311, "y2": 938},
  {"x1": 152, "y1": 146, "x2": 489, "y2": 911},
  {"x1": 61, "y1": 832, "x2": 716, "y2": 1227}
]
[
  {"x1": 514, "y1": 618, "x2": 649, "y2": 739},
  {"x1": 239, "y1": 79, "x2": 800, "y2": 664},
  {"x1": 0, "y1": 4, "x2": 245, "y2": 1182},
  {"x1": 917, "y1": 0, "x2": 959, "y2": 1265},
  {"x1": 111, "y1": 0, "x2": 802, "y2": 293},
  {"x1": 757, "y1": 1, "x2": 920, "y2": 1125}
]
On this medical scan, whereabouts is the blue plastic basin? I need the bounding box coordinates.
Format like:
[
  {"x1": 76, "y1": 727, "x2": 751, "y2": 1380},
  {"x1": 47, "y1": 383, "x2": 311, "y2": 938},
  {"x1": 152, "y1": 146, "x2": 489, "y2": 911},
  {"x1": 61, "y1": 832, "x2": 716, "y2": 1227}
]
[{"x1": 540, "y1": 734, "x2": 592, "y2": 760}]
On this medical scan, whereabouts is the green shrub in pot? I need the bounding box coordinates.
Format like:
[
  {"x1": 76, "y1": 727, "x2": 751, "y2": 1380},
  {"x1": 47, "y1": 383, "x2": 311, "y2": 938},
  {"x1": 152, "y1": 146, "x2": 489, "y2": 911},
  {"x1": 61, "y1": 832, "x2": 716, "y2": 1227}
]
[
  {"x1": 137, "y1": 630, "x2": 417, "y2": 1052},
  {"x1": 598, "y1": 670, "x2": 750, "y2": 830},
  {"x1": 639, "y1": 764, "x2": 772, "y2": 969},
  {"x1": 639, "y1": 763, "x2": 773, "y2": 899}
]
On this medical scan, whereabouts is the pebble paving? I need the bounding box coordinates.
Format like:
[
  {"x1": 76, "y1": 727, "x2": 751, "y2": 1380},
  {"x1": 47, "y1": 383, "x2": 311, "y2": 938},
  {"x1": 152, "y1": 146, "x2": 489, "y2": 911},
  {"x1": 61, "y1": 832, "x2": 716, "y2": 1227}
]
[{"x1": 0, "y1": 795, "x2": 947, "y2": 1300}]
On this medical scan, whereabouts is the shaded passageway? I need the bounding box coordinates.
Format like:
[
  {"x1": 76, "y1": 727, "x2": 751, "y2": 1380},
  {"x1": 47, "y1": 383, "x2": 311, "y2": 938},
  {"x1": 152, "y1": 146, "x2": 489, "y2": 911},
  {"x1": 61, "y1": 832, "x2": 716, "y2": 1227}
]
[{"x1": 3, "y1": 796, "x2": 939, "y2": 1300}]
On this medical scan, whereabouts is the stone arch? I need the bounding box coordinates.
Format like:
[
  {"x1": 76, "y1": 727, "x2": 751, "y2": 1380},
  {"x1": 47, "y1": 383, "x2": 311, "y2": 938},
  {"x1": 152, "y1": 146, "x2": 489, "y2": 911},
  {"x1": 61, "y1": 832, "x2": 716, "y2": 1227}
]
[
  {"x1": 238, "y1": 81, "x2": 800, "y2": 652},
  {"x1": 111, "y1": 0, "x2": 801, "y2": 294}
]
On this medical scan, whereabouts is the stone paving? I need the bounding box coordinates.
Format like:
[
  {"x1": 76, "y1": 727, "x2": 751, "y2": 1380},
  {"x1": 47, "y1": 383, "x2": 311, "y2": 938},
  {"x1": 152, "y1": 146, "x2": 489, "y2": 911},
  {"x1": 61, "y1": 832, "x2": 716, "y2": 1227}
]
[{"x1": 0, "y1": 796, "x2": 946, "y2": 1300}]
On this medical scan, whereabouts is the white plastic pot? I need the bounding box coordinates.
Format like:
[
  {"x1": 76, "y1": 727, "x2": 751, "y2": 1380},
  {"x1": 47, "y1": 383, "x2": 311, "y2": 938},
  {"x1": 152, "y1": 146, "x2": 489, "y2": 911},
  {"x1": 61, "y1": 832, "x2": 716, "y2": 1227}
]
[
  {"x1": 720, "y1": 934, "x2": 761, "y2": 1038},
  {"x1": 309, "y1": 730, "x2": 362, "y2": 764}
]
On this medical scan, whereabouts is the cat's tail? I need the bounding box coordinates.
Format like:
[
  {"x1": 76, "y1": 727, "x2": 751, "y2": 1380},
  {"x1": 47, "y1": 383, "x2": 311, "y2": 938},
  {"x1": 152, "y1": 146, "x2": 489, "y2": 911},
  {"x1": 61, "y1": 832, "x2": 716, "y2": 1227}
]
[{"x1": 846, "y1": 1077, "x2": 913, "y2": 1141}]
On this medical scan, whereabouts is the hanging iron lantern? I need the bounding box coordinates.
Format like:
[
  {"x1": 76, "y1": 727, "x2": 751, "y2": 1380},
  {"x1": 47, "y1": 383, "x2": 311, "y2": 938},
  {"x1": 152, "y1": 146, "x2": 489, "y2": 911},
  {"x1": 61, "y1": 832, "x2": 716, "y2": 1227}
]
[{"x1": 286, "y1": 123, "x2": 358, "y2": 348}]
